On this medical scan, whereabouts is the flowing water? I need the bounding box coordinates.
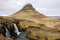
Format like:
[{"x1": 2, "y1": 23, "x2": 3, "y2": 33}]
[
  {"x1": 13, "y1": 23, "x2": 21, "y2": 36},
  {"x1": 5, "y1": 27, "x2": 11, "y2": 38}
]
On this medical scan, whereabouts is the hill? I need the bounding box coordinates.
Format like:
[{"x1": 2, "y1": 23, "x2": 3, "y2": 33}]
[{"x1": 9, "y1": 4, "x2": 60, "y2": 30}]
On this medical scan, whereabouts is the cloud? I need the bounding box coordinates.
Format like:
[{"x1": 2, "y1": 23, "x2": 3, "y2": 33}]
[
  {"x1": 0, "y1": 0, "x2": 60, "y2": 16},
  {"x1": 32, "y1": 0, "x2": 60, "y2": 8}
]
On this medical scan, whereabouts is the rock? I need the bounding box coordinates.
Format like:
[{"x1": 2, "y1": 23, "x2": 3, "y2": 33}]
[
  {"x1": 0, "y1": 34, "x2": 13, "y2": 40},
  {"x1": 0, "y1": 17, "x2": 20, "y2": 39}
]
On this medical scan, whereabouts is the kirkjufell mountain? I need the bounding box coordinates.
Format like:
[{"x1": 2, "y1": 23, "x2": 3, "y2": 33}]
[
  {"x1": 9, "y1": 4, "x2": 60, "y2": 29},
  {"x1": 10, "y1": 4, "x2": 47, "y2": 19},
  {"x1": 0, "y1": 4, "x2": 60, "y2": 40}
]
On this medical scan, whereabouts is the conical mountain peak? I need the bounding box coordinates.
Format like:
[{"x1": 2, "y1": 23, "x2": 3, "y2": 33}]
[
  {"x1": 10, "y1": 3, "x2": 46, "y2": 18},
  {"x1": 21, "y1": 4, "x2": 35, "y2": 11}
]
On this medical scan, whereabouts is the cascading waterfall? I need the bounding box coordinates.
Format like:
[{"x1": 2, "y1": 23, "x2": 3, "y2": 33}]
[
  {"x1": 5, "y1": 27, "x2": 11, "y2": 38},
  {"x1": 13, "y1": 23, "x2": 21, "y2": 36}
]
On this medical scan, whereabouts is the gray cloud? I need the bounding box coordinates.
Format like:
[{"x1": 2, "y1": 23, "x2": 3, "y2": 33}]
[{"x1": 0, "y1": 0, "x2": 60, "y2": 16}]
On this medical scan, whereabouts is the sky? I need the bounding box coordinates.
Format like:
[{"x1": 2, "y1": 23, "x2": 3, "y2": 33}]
[{"x1": 0, "y1": 0, "x2": 60, "y2": 16}]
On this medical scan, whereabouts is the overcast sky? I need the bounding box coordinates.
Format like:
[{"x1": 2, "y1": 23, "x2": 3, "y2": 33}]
[{"x1": 0, "y1": 0, "x2": 60, "y2": 16}]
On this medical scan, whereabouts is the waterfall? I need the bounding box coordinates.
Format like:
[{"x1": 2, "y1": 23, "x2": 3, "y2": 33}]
[
  {"x1": 13, "y1": 23, "x2": 21, "y2": 36},
  {"x1": 5, "y1": 27, "x2": 11, "y2": 38}
]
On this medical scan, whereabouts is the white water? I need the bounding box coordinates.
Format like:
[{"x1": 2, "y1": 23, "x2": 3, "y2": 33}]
[
  {"x1": 5, "y1": 27, "x2": 11, "y2": 38},
  {"x1": 13, "y1": 23, "x2": 21, "y2": 36}
]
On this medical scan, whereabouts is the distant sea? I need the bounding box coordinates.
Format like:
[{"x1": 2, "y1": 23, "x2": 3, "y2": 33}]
[{"x1": 50, "y1": 16, "x2": 60, "y2": 19}]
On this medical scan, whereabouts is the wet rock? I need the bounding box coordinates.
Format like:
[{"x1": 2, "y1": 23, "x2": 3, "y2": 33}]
[{"x1": 0, "y1": 34, "x2": 13, "y2": 40}]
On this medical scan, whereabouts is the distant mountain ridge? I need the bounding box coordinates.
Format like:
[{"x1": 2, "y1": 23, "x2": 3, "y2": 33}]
[{"x1": 50, "y1": 16, "x2": 60, "y2": 19}]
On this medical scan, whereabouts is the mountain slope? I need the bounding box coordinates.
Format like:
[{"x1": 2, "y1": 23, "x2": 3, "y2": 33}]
[
  {"x1": 10, "y1": 4, "x2": 47, "y2": 20},
  {"x1": 9, "y1": 4, "x2": 60, "y2": 29}
]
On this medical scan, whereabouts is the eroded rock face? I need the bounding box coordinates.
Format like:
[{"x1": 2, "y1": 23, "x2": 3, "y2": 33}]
[{"x1": 0, "y1": 17, "x2": 21, "y2": 39}]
